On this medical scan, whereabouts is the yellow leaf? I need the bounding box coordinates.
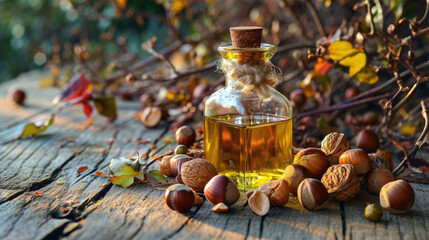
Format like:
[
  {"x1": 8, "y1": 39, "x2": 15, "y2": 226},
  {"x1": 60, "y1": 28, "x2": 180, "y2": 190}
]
[
  {"x1": 163, "y1": 137, "x2": 173, "y2": 144},
  {"x1": 328, "y1": 41, "x2": 359, "y2": 61},
  {"x1": 300, "y1": 73, "x2": 316, "y2": 98},
  {"x1": 116, "y1": 166, "x2": 142, "y2": 177},
  {"x1": 109, "y1": 166, "x2": 143, "y2": 188},
  {"x1": 339, "y1": 52, "x2": 367, "y2": 76},
  {"x1": 171, "y1": 0, "x2": 188, "y2": 14},
  {"x1": 57, "y1": 181, "x2": 65, "y2": 185},
  {"x1": 354, "y1": 65, "x2": 379, "y2": 84},
  {"x1": 401, "y1": 125, "x2": 417, "y2": 136},
  {"x1": 115, "y1": 0, "x2": 127, "y2": 10},
  {"x1": 19, "y1": 114, "x2": 55, "y2": 138},
  {"x1": 39, "y1": 76, "x2": 56, "y2": 88}
]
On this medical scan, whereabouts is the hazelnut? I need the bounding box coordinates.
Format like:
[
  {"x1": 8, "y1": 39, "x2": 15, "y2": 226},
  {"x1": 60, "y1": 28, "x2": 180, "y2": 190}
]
[
  {"x1": 367, "y1": 168, "x2": 395, "y2": 194},
  {"x1": 365, "y1": 203, "x2": 383, "y2": 222},
  {"x1": 290, "y1": 89, "x2": 306, "y2": 108},
  {"x1": 170, "y1": 154, "x2": 193, "y2": 176},
  {"x1": 321, "y1": 164, "x2": 361, "y2": 202},
  {"x1": 362, "y1": 111, "x2": 378, "y2": 126},
  {"x1": 139, "y1": 106, "x2": 162, "y2": 128},
  {"x1": 259, "y1": 179, "x2": 290, "y2": 207},
  {"x1": 248, "y1": 190, "x2": 270, "y2": 216},
  {"x1": 282, "y1": 164, "x2": 308, "y2": 194},
  {"x1": 379, "y1": 180, "x2": 414, "y2": 214},
  {"x1": 355, "y1": 129, "x2": 379, "y2": 153},
  {"x1": 181, "y1": 158, "x2": 218, "y2": 192},
  {"x1": 212, "y1": 202, "x2": 229, "y2": 213},
  {"x1": 321, "y1": 132, "x2": 351, "y2": 165},
  {"x1": 139, "y1": 93, "x2": 155, "y2": 108},
  {"x1": 339, "y1": 149, "x2": 371, "y2": 175},
  {"x1": 174, "y1": 145, "x2": 188, "y2": 155},
  {"x1": 193, "y1": 84, "x2": 209, "y2": 99},
  {"x1": 204, "y1": 175, "x2": 240, "y2": 206},
  {"x1": 345, "y1": 87, "x2": 360, "y2": 100},
  {"x1": 160, "y1": 155, "x2": 174, "y2": 177},
  {"x1": 8, "y1": 88, "x2": 26, "y2": 105},
  {"x1": 297, "y1": 178, "x2": 329, "y2": 211},
  {"x1": 164, "y1": 184, "x2": 195, "y2": 212},
  {"x1": 175, "y1": 125, "x2": 196, "y2": 147},
  {"x1": 293, "y1": 148, "x2": 328, "y2": 179}
]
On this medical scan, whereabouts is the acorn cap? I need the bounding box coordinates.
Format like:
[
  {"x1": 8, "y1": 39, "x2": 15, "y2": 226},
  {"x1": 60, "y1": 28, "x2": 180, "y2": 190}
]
[{"x1": 230, "y1": 26, "x2": 262, "y2": 48}]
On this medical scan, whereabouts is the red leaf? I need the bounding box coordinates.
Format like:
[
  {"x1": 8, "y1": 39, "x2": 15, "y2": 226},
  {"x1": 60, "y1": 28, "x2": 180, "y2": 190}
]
[
  {"x1": 35, "y1": 192, "x2": 41, "y2": 197},
  {"x1": 77, "y1": 166, "x2": 88, "y2": 173},
  {"x1": 55, "y1": 74, "x2": 91, "y2": 104},
  {"x1": 314, "y1": 59, "x2": 334, "y2": 76},
  {"x1": 82, "y1": 101, "x2": 93, "y2": 118}
]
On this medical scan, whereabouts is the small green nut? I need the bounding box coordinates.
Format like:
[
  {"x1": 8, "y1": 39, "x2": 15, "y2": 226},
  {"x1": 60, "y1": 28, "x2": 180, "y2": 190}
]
[
  {"x1": 174, "y1": 145, "x2": 188, "y2": 155},
  {"x1": 365, "y1": 203, "x2": 383, "y2": 222}
]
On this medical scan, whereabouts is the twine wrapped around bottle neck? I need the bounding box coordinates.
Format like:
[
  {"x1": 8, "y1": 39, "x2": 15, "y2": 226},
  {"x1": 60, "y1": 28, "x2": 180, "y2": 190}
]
[{"x1": 219, "y1": 58, "x2": 282, "y2": 97}]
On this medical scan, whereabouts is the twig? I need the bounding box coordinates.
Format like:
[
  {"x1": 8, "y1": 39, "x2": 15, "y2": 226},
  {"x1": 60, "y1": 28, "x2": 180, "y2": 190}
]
[
  {"x1": 354, "y1": 0, "x2": 376, "y2": 37},
  {"x1": 276, "y1": 42, "x2": 315, "y2": 54},
  {"x1": 304, "y1": 0, "x2": 326, "y2": 37},
  {"x1": 344, "y1": 62, "x2": 429, "y2": 103},
  {"x1": 296, "y1": 92, "x2": 393, "y2": 119},
  {"x1": 134, "y1": 63, "x2": 217, "y2": 83},
  {"x1": 143, "y1": 37, "x2": 178, "y2": 75},
  {"x1": 279, "y1": 0, "x2": 310, "y2": 40},
  {"x1": 418, "y1": 0, "x2": 429, "y2": 26},
  {"x1": 393, "y1": 101, "x2": 429, "y2": 176}
]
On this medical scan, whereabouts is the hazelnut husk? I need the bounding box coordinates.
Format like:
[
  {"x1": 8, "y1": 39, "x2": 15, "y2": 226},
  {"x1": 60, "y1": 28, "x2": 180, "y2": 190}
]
[
  {"x1": 259, "y1": 179, "x2": 290, "y2": 207},
  {"x1": 339, "y1": 149, "x2": 371, "y2": 175},
  {"x1": 355, "y1": 129, "x2": 379, "y2": 153},
  {"x1": 321, "y1": 164, "x2": 361, "y2": 202},
  {"x1": 379, "y1": 180, "x2": 414, "y2": 214},
  {"x1": 293, "y1": 148, "x2": 328, "y2": 179},
  {"x1": 175, "y1": 125, "x2": 196, "y2": 147},
  {"x1": 164, "y1": 184, "x2": 195, "y2": 212},
  {"x1": 204, "y1": 175, "x2": 240, "y2": 206},
  {"x1": 282, "y1": 164, "x2": 308, "y2": 194},
  {"x1": 321, "y1": 132, "x2": 351, "y2": 165},
  {"x1": 181, "y1": 158, "x2": 218, "y2": 192},
  {"x1": 367, "y1": 168, "x2": 395, "y2": 194},
  {"x1": 368, "y1": 150, "x2": 394, "y2": 171},
  {"x1": 297, "y1": 178, "x2": 329, "y2": 211}
]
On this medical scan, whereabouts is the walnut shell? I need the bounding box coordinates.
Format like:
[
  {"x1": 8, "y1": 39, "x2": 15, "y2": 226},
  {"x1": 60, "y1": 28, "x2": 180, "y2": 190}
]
[
  {"x1": 321, "y1": 132, "x2": 351, "y2": 165},
  {"x1": 368, "y1": 150, "x2": 394, "y2": 171},
  {"x1": 181, "y1": 158, "x2": 218, "y2": 192},
  {"x1": 321, "y1": 164, "x2": 360, "y2": 202}
]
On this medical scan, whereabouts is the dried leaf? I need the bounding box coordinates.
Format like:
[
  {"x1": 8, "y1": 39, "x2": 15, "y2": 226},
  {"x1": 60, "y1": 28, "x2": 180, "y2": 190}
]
[
  {"x1": 39, "y1": 76, "x2": 56, "y2": 88},
  {"x1": 95, "y1": 171, "x2": 105, "y2": 176},
  {"x1": 80, "y1": 118, "x2": 94, "y2": 130},
  {"x1": 115, "y1": 0, "x2": 127, "y2": 10},
  {"x1": 163, "y1": 137, "x2": 174, "y2": 144},
  {"x1": 35, "y1": 192, "x2": 41, "y2": 197},
  {"x1": 77, "y1": 166, "x2": 88, "y2": 173},
  {"x1": 314, "y1": 59, "x2": 334, "y2": 76},
  {"x1": 354, "y1": 65, "x2": 379, "y2": 84},
  {"x1": 170, "y1": 0, "x2": 188, "y2": 14},
  {"x1": 82, "y1": 180, "x2": 87, "y2": 183},
  {"x1": 93, "y1": 96, "x2": 118, "y2": 119},
  {"x1": 57, "y1": 181, "x2": 65, "y2": 185},
  {"x1": 300, "y1": 73, "x2": 316, "y2": 98},
  {"x1": 148, "y1": 170, "x2": 167, "y2": 184},
  {"x1": 52, "y1": 73, "x2": 91, "y2": 105},
  {"x1": 18, "y1": 114, "x2": 55, "y2": 139},
  {"x1": 150, "y1": 144, "x2": 157, "y2": 150}
]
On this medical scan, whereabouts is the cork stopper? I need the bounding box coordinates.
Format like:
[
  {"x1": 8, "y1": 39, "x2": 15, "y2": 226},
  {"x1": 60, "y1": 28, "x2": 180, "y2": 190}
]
[{"x1": 230, "y1": 26, "x2": 262, "y2": 48}]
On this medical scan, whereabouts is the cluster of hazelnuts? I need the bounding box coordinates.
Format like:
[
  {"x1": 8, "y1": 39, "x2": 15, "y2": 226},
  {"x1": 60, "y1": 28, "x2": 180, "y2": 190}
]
[{"x1": 162, "y1": 128, "x2": 414, "y2": 220}]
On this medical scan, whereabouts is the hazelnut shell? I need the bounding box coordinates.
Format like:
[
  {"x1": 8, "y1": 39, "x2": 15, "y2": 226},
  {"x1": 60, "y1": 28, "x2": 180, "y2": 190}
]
[
  {"x1": 379, "y1": 180, "x2": 414, "y2": 214},
  {"x1": 282, "y1": 164, "x2": 308, "y2": 194},
  {"x1": 321, "y1": 132, "x2": 351, "y2": 165}
]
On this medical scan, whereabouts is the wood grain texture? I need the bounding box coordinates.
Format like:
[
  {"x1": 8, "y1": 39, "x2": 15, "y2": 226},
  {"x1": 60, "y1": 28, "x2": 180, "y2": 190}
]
[{"x1": 1, "y1": 71, "x2": 429, "y2": 240}]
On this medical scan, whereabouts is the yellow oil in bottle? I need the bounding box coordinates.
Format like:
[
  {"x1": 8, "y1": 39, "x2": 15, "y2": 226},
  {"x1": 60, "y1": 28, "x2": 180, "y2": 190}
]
[{"x1": 204, "y1": 114, "x2": 292, "y2": 191}]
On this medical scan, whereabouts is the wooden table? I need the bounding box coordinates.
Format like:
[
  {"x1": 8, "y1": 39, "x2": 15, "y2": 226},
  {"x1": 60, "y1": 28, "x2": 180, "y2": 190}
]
[{"x1": 0, "y1": 71, "x2": 428, "y2": 240}]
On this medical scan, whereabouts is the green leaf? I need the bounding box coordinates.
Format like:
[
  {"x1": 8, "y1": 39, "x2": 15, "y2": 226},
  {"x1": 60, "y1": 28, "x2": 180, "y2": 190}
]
[
  {"x1": 19, "y1": 114, "x2": 55, "y2": 138},
  {"x1": 148, "y1": 170, "x2": 167, "y2": 183},
  {"x1": 93, "y1": 96, "x2": 118, "y2": 119},
  {"x1": 109, "y1": 166, "x2": 143, "y2": 188}
]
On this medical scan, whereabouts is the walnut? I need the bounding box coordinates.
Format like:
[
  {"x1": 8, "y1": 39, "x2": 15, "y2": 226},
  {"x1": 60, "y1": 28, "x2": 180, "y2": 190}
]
[
  {"x1": 321, "y1": 164, "x2": 360, "y2": 202},
  {"x1": 368, "y1": 150, "x2": 393, "y2": 171},
  {"x1": 181, "y1": 158, "x2": 218, "y2": 192},
  {"x1": 321, "y1": 132, "x2": 351, "y2": 165}
]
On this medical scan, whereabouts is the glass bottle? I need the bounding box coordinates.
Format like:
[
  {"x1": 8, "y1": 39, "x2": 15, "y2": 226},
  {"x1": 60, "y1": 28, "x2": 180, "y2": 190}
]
[{"x1": 204, "y1": 27, "x2": 293, "y2": 191}]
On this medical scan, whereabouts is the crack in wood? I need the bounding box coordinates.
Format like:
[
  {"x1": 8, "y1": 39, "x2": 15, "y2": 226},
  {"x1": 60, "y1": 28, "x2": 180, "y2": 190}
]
[
  {"x1": 258, "y1": 215, "x2": 266, "y2": 239},
  {"x1": 161, "y1": 203, "x2": 204, "y2": 240},
  {"x1": 244, "y1": 219, "x2": 251, "y2": 240},
  {"x1": 340, "y1": 202, "x2": 346, "y2": 239}
]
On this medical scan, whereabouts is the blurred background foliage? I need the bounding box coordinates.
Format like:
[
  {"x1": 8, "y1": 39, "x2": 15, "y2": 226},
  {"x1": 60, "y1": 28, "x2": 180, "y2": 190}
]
[{"x1": 0, "y1": 0, "x2": 426, "y2": 84}]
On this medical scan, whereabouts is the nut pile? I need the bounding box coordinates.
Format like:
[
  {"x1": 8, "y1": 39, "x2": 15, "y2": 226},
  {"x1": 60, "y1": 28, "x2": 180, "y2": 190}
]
[{"x1": 161, "y1": 128, "x2": 415, "y2": 220}]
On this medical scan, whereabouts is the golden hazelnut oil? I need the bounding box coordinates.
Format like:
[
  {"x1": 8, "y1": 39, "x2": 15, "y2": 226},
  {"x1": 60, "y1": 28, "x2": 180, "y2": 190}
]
[{"x1": 204, "y1": 114, "x2": 292, "y2": 191}]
